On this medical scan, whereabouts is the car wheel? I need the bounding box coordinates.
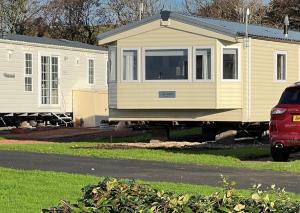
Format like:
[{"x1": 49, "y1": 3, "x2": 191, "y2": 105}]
[{"x1": 271, "y1": 146, "x2": 290, "y2": 162}]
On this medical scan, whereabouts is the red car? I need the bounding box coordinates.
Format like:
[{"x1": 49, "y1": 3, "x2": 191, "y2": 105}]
[{"x1": 270, "y1": 82, "x2": 300, "y2": 161}]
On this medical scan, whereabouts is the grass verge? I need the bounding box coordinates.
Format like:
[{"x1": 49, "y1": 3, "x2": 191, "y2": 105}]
[
  {"x1": 1, "y1": 167, "x2": 299, "y2": 213},
  {"x1": 0, "y1": 142, "x2": 299, "y2": 173},
  {"x1": 0, "y1": 167, "x2": 237, "y2": 213}
]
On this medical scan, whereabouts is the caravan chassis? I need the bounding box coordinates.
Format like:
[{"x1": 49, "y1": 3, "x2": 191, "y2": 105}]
[
  {"x1": 0, "y1": 112, "x2": 73, "y2": 127},
  {"x1": 127, "y1": 121, "x2": 270, "y2": 141}
]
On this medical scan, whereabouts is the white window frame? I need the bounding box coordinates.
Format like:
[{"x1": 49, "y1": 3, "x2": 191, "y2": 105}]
[
  {"x1": 221, "y1": 46, "x2": 241, "y2": 82},
  {"x1": 105, "y1": 57, "x2": 108, "y2": 86},
  {"x1": 193, "y1": 46, "x2": 214, "y2": 82},
  {"x1": 88, "y1": 58, "x2": 95, "y2": 85},
  {"x1": 108, "y1": 46, "x2": 117, "y2": 83},
  {"x1": 24, "y1": 52, "x2": 33, "y2": 92},
  {"x1": 121, "y1": 48, "x2": 140, "y2": 82},
  {"x1": 274, "y1": 51, "x2": 287, "y2": 82},
  {"x1": 142, "y1": 47, "x2": 191, "y2": 82},
  {"x1": 38, "y1": 52, "x2": 61, "y2": 108}
]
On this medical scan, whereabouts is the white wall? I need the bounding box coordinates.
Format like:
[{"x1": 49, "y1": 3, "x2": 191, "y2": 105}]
[{"x1": 0, "y1": 40, "x2": 108, "y2": 113}]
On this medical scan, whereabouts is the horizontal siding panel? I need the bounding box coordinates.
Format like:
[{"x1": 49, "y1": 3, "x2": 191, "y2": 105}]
[
  {"x1": 250, "y1": 39, "x2": 299, "y2": 122},
  {"x1": 117, "y1": 83, "x2": 216, "y2": 109},
  {"x1": 0, "y1": 42, "x2": 108, "y2": 113}
]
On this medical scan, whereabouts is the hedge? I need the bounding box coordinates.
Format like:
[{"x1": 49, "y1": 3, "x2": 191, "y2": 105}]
[{"x1": 43, "y1": 177, "x2": 300, "y2": 213}]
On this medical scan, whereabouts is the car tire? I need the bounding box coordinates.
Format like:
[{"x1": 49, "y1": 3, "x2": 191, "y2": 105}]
[{"x1": 271, "y1": 146, "x2": 290, "y2": 162}]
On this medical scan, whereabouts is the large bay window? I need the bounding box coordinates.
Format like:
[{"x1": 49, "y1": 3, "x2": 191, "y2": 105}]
[
  {"x1": 123, "y1": 49, "x2": 138, "y2": 81},
  {"x1": 223, "y1": 48, "x2": 238, "y2": 80},
  {"x1": 145, "y1": 49, "x2": 188, "y2": 80},
  {"x1": 195, "y1": 48, "x2": 212, "y2": 80},
  {"x1": 276, "y1": 52, "x2": 287, "y2": 81}
]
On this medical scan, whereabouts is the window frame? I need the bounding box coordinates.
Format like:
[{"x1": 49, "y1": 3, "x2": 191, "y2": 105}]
[
  {"x1": 88, "y1": 58, "x2": 95, "y2": 85},
  {"x1": 24, "y1": 52, "x2": 33, "y2": 92},
  {"x1": 193, "y1": 46, "x2": 214, "y2": 82},
  {"x1": 142, "y1": 47, "x2": 191, "y2": 82},
  {"x1": 221, "y1": 47, "x2": 241, "y2": 82},
  {"x1": 121, "y1": 48, "x2": 140, "y2": 82},
  {"x1": 274, "y1": 51, "x2": 288, "y2": 82},
  {"x1": 38, "y1": 52, "x2": 61, "y2": 108},
  {"x1": 108, "y1": 46, "x2": 117, "y2": 83}
]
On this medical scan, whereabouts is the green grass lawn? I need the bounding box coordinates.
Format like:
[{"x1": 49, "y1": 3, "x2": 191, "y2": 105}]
[
  {"x1": 0, "y1": 167, "x2": 225, "y2": 213},
  {"x1": 0, "y1": 142, "x2": 299, "y2": 173},
  {"x1": 1, "y1": 167, "x2": 299, "y2": 213}
]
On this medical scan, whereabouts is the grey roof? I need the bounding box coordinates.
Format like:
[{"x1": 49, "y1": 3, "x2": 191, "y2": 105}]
[
  {"x1": 1, "y1": 34, "x2": 106, "y2": 51},
  {"x1": 97, "y1": 11, "x2": 300, "y2": 43}
]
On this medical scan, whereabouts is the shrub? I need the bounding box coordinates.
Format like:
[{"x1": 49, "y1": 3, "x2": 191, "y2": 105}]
[{"x1": 43, "y1": 177, "x2": 300, "y2": 213}]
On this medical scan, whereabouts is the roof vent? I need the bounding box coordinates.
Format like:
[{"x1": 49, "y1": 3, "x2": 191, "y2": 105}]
[
  {"x1": 161, "y1": 11, "x2": 171, "y2": 21},
  {"x1": 160, "y1": 11, "x2": 171, "y2": 26},
  {"x1": 284, "y1": 15, "x2": 289, "y2": 38}
]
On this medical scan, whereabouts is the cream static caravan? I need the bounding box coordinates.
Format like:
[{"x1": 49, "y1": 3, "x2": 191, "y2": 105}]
[
  {"x1": 0, "y1": 35, "x2": 108, "y2": 127},
  {"x1": 98, "y1": 11, "x2": 300, "y2": 135}
]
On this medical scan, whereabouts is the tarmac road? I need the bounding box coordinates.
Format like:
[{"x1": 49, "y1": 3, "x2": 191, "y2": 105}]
[{"x1": 0, "y1": 150, "x2": 299, "y2": 194}]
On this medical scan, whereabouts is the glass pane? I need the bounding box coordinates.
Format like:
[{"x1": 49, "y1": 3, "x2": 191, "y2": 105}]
[
  {"x1": 89, "y1": 59, "x2": 94, "y2": 84},
  {"x1": 145, "y1": 49, "x2": 188, "y2": 80},
  {"x1": 196, "y1": 49, "x2": 211, "y2": 80},
  {"x1": 25, "y1": 77, "x2": 32, "y2": 91},
  {"x1": 123, "y1": 50, "x2": 138, "y2": 81},
  {"x1": 223, "y1": 49, "x2": 238, "y2": 79},
  {"x1": 41, "y1": 56, "x2": 51, "y2": 104},
  {"x1": 108, "y1": 46, "x2": 117, "y2": 82},
  {"x1": 277, "y1": 54, "x2": 286, "y2": 80},
  {"x1": 279, "y1": 88, "x2": 300, "y2": 104}
]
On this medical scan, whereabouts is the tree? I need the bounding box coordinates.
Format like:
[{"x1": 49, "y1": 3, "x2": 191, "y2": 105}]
[
  {"x1": 103, "y1": 0, "x2": 162, "y2": 26},
  {"x1": 0, "y1": 0, "x2": 45, "y2": 35},
  {"x1": 45, "y1": 0, "x2": 105, "y2": 44},
  {"x1": 265, "y1": 0, "x2": 300, "y2": 30},
  {"x1": 184, "y1": 0, "x2": 266, "y2": 24}
]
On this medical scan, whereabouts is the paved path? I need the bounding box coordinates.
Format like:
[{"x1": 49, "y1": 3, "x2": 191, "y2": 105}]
[{"x1": 0, "y1": 151, "x2": 299, "y2": 194}]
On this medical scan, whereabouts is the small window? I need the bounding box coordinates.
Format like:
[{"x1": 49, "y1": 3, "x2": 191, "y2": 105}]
[
  {"x1": 88, "y1": 59, "x2": 94, "y2": 84},
  {"x1": 276, "y1": 53, "x2": 287, "y2": 81},
  {"x1": 195, "y1": 48, "x2": 212, "y2": 80},
  {"x1": 145, "y1": 49, "x2": 188, "y2": 80},
  {"x1": 123, "y1": 49, "x2": 138, "y2": 81},
  {"x1": 25, "y1": 53, "x2": 32, "y2": 91},
  {"x1": 108, "y1": 46, "x2": 117, "y2": 82},
  {"x1": 223, "y1": 48, "x2": 238, "y2": 80}
]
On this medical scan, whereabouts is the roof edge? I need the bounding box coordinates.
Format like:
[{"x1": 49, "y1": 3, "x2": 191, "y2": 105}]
[
  {"x1": 97, "y1": 14, "x2": 161, "y2": 41},
  {"x1": 97, "y1": 12, "x2": 238, "y2": 42}
]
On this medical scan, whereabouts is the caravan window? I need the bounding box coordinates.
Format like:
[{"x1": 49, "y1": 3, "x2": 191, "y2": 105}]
[
  {"x1": 195, "y1": 48, "x2": 212, "y2": 80},
  {"x1": 41, "y1": 56, "x2": 59, "y2": 105},
  {"x1": 122, "y1": 49, "x2": 138, "y2": 81},
  {"x1": 223, "y1": 48, "x2": 238, "y2": 80},
  {"x1": 88, "y1": 59, "x2": 95, "y2": 84},
  {"x1": 145, "y1": 49, "x2": 188, "y2": 80},
  {"x1": 276, "y1": 52, "x2": 287, "y2": 81},
  {"x1": 25, "y1": 53, "x2": 33, "y2": 91},
  {"x1": 108, "y1": 46, "x2": 117, "y2": 82}
]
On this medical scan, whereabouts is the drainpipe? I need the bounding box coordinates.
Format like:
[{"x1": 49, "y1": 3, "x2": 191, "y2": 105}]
[{"x1": 244, "y1": 8, "x2": 252, "y2": 122}]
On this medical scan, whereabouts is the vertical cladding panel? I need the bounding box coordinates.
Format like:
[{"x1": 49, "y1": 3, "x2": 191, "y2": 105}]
[
  {"x1": 0, "y1": 41, "x2": 108, "y2": 113},
  {"x1": 73, "y1": 90, "x2": 108, "y2": 127},
  {"x1": 109, "y1": 82, "x2": 117, "y2": 108},
  {"x1": 250, "y1": 39, "x2": 299, "y2": 122}
]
